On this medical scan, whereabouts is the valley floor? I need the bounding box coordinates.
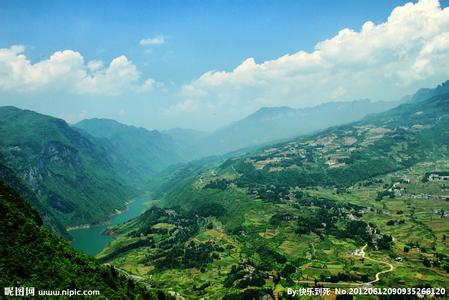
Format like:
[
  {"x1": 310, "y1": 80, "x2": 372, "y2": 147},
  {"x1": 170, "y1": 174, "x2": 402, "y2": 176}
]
[{"x1": 98, "y1": 160, "x2": 449, "y2": 299}]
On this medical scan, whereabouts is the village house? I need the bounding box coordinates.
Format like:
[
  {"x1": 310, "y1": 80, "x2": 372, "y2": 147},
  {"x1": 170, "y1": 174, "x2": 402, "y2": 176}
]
[{"x1": 428, "y1": 173, "x2": 449, "y2": 181}]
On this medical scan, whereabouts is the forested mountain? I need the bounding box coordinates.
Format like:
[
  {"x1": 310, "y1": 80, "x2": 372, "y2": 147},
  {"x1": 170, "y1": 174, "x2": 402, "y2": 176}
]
[
  {"x1": 0, "y1": 107, "x2": 134, "y2": 229},
  {"x1": 75, "y1": 118, "x2": 182, "y2": 186},
  {"x1": 0, "y1": 180, "x2": 168, "y2": 299},
  {"x1": 99, "y1": 82, "x2": 449, "y2": 298},
  {"x1": 183, "y1": 99, "x2": 401, "y2": 158}
]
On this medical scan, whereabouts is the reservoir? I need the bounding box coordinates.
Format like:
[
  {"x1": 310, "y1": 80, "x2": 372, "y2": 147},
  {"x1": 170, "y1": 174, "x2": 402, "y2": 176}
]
[{"x1": 69, "y1": 192, "x2": 153, "y2": 256}]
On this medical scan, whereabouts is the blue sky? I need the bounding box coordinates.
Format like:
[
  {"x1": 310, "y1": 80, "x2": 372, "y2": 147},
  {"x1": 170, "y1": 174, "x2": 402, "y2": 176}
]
[
  {"x1": 1, "y1": 0, "x2": 449, "y2": 130},
  {"x1": 1, "y1": 0, "x2": 411, "y2": 82}
]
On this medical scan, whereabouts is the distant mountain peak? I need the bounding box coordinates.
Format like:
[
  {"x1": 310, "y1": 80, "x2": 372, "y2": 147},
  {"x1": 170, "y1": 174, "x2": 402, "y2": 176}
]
[
  {"x1": 254, "y1": 106, "x2": 295, "y2": 113},
  {"x1": 76, "y1": 118, "x2": 162, "y2": 137},
  {"x1": 248, "y1": 106, "x2": 296, "y2": 120},
  {"x1": 409, "y1": 80, "x2": 449, "y2": 103}
]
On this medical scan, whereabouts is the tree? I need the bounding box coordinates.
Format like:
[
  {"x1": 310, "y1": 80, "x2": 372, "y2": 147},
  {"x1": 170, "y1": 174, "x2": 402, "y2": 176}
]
[
  {"x1": 280, "y1": 264, "x2": 296, "y2": 278},
  {"x1": 423, "y1": 257, "x2": 432, "y2": 268}
]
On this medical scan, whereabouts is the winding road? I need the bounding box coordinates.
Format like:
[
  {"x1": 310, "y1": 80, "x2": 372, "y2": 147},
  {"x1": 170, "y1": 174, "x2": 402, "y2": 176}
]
[{"x1": 359, "y1": 244, "x2": 395, "y2": 284}]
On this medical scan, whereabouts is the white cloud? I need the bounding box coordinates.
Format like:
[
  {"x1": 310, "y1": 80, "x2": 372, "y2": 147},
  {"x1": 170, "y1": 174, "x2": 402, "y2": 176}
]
[
  {"x1": 140, "y1": 35, "x2": 165, "y2": 46},
  {"x1": 182, "y1": 0, "x2": 449, "y2": 118},
  {"x1": 0, "y1": 46, "x2": 155, "y2": 95},
  {"x1": 87, "y1": 60, "x2": 104, "y2": 72},
  {"x1": 162, "y1": 99, "x2": 199, "y2": 116}
]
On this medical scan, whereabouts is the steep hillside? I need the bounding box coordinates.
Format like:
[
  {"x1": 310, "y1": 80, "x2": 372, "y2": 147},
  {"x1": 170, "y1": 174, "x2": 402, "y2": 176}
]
[
  {"x1": 188, "y1": 99, "x2": 400, "y2": 158},
  {"x1": 0, "y1": 181, "x2": 167, "y2": 299},
  {"x1": 99, "y1": 83, "x2": 449, "y2": 298},
  {"x1": 75, "y1": 119, "x2": 182, "y2": 185},
  {"x1": 0, "y1": 107, "x2": 135, "y2": 228},
  {"x1": 0, "y1": 157, "x2": 69, "y2": 238}
]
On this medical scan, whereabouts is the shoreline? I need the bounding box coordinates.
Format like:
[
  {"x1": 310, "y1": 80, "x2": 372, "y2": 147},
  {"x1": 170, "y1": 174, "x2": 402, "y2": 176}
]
[
  {"x1": 66, "y1": 221, "x2": 110, "y2": 231},
  {"x1": 65, "y1": 192, "x2": 151, "y2": 232},
  {"x1": 65, "y1": 206, "x2": 128, "y2": 232}
]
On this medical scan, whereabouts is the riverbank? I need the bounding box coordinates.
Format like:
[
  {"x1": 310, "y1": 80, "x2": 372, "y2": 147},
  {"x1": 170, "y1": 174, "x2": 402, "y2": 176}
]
[
  {"x1": 68, "y1": 192, "x2": 154, "y2": 256},
  {"x1": 65, "y1": 195, "x2": 142, "y2": 231}
]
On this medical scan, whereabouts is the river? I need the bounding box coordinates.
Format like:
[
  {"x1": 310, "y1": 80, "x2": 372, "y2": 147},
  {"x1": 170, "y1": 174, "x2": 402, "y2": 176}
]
[{"x1": 69, "y1": 192, "x2": 153, "y2": 256}]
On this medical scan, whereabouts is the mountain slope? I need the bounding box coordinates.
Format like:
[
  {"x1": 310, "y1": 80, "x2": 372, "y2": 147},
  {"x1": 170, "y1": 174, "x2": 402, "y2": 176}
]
[
  {"x1": 0, "y1": 156, "x2": 69, "y2": 238},
  {"x1": 75, "y1": 118, "x2": 182, "y2": 185},
  {"x1": 0, "y1": 180, "x2": 163, "y2": 299},
  {"x1": 0, "y1": 106, "x2": 134, "y2": 228},
  {"x1": 188, "y1": 99, "x2": 400, "y2": 158}
]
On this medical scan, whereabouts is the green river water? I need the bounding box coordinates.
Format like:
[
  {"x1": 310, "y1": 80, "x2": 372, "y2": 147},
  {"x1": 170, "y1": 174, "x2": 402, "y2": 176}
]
[{"x1": 69, "y1": 192, "x2": 153, "y2": 256}]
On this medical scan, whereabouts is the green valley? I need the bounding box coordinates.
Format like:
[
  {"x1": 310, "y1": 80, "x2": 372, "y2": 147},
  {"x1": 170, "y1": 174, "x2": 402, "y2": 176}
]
[{"x1": 96, "y1": 84, "x2": 449, "y2": 298}]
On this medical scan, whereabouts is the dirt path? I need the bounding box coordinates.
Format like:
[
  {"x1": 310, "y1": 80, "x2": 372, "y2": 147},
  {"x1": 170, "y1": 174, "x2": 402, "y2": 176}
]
[
  {"x1": 361, "y1": 243, "x2": 368, "y2": 253},
  {"x1": 294, "y1": 244, "x2": 394, "y2": 287},
  {"x1": 364, "y1": 256, "x2": 394, "y2": 284}
]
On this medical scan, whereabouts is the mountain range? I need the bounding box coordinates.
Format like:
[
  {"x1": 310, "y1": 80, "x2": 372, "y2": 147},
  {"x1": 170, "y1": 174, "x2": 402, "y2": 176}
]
[
  {"x1": 1, "y1": 80, "x2": 448, "y2": 298},
  {"x1": 185, "y1": 99, "x2": 401, "y2": 158}
]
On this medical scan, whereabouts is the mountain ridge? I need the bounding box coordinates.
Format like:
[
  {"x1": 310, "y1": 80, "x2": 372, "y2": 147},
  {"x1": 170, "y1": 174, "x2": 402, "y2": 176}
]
[
  {"x1": 75, "y1": 118, "x2": 183, "y2": 186},
  {"x1": 186, "y1": 99, "x2": 402, "y2": 159}
]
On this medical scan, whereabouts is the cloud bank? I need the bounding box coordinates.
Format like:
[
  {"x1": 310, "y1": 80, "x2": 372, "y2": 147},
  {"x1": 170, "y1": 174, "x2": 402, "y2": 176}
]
[
  {"x1": 0, "y1": 46, "x2": 154, "y2": 95},
  {"x1": 180, "y1": 0, "x2": 449, "y2": 118}
]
